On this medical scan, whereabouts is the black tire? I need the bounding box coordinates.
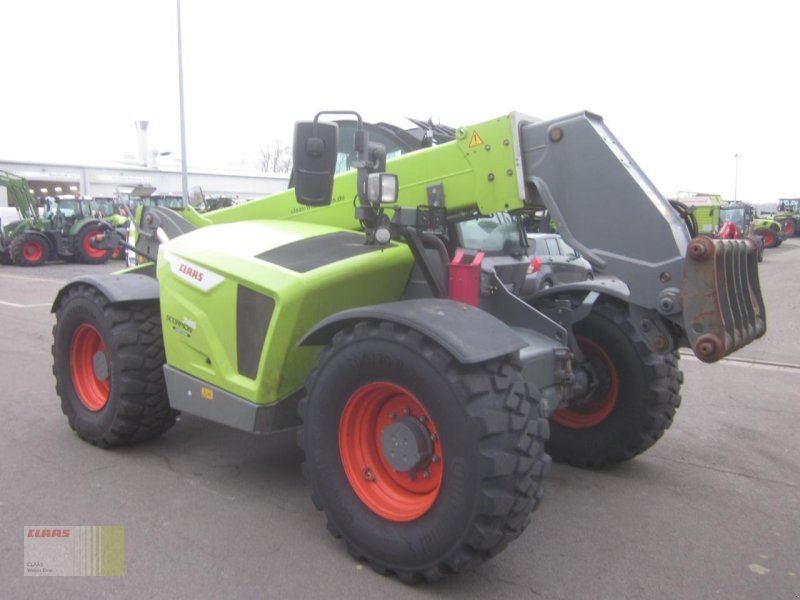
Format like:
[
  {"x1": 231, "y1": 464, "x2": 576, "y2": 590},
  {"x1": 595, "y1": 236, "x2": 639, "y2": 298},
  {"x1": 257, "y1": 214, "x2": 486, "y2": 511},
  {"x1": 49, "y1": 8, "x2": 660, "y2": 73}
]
[
  {"x1": 547, "y1": 302, "x2": 682, "y2": 468},
  {"x1": 10, "y1": 233, "x2": 48, "y2": 266},
  {"x1": 52, "y1": 284, "x2": 176, "y2": 448},
  {"x1": 299, "y1": 321, "x2": 550, "y2": 583},
  {"x1": 73, "y1": 224, "x2": 113, "y2": 264}
]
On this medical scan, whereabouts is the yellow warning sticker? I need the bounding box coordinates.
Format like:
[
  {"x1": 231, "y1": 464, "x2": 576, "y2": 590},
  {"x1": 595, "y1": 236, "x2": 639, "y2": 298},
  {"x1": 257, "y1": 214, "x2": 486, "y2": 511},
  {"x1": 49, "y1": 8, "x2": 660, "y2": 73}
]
[
  {"x1": 201, "y1": 387, "x2": 214, "y2": 400},
  {"x1": 468, "y1": 130, "x2": 484, "y2": 148}
]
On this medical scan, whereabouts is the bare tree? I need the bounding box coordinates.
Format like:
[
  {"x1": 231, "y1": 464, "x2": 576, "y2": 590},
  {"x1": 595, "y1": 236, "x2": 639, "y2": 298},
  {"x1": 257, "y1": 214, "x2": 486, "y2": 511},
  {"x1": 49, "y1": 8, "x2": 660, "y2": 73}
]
[{"x1": 255, "y1": 140, "x2": 293, "y2": 174}]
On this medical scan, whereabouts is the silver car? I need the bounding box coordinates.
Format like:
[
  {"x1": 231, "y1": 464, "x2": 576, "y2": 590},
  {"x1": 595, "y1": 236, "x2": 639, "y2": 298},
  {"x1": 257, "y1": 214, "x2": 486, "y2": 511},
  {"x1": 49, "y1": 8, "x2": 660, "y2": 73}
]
[{"x1": 521, "y1": 233, "x2": 593, "y2": 297}]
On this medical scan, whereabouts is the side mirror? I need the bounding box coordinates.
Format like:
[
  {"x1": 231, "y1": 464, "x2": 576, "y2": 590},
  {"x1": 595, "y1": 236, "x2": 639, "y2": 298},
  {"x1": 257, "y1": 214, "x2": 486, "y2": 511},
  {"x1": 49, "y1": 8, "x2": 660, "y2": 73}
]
[{"x1": 292, "y1": 120, "x2": 338, "y2": 206}]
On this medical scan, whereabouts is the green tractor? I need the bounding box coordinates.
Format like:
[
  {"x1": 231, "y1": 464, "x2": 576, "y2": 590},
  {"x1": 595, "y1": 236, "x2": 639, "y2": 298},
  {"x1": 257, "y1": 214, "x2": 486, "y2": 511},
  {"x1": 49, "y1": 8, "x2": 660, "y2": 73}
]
[
  {"x1": 771, "y1": 198, "x2": 800, "y2": 237},
  {"x1": 51, "y1": 111, "x2": 765, "y2": 582},
  {"x1": 751, "y1": 212, "x2": 785, "y2": 248},
  {"x1": 0, "y1": 170, "x2": 115, "y2": 266}
]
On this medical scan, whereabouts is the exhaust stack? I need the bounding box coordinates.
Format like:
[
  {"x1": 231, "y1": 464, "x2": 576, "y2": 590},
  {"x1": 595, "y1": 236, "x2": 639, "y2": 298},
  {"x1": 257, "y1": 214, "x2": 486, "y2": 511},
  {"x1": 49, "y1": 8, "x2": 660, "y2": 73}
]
[{"x1": 135, "y1": 120, "x2": 149, "y2": 166}]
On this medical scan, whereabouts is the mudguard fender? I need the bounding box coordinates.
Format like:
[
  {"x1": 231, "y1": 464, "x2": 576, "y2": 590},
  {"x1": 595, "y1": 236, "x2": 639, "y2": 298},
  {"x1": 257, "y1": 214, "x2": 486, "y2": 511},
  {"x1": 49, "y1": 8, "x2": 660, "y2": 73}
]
[
  {"x1": 52, "y1": 273, "x2": 159, "y2": 312},
  {"x1": 526, "y1": 278, "x2": 631, "y2": 304},
  {"x1": 298, "y1": 298, "x2": 527, "y2": 365}
]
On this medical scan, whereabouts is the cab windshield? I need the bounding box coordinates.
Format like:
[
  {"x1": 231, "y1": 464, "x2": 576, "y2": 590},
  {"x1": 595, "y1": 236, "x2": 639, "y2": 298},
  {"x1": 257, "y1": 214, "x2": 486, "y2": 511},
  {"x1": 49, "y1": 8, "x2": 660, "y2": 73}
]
[
  {"x1": 779, "y1": 199, "x2": 799, "y2": 212},
  {"x1": 720, "y1": 207, "x2": 746, "y2": 229},
  {"x1": 89, "y1": 198, "x2": 115, "y2": 216}
]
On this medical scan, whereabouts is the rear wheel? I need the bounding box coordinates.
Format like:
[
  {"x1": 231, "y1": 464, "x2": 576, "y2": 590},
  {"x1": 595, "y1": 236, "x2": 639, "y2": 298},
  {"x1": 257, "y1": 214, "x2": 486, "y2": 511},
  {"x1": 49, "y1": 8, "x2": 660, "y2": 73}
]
[
  {"x1": 52, "y1": 284, "x2": 176, "y2": 447},
  {"x1": 10, "y1": 233, "x2": 47, "y2": 266},
  {"x1": 300, "y1": 321, "x2": 550, "y2": 582},
  {"x1": 73, "y1": 225, "x2": 112, "y2": 264},
  {"x1": 781, "y1": 219, "x2": 796, "y2": 237},
  {"x1": 547, "y1": 303, "x2": 682, "y2": 467}
]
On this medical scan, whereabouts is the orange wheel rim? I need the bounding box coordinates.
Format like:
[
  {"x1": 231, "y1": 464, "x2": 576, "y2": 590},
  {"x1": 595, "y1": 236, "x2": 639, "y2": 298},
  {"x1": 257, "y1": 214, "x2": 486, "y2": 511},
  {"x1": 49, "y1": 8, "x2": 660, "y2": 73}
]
[
  {"x1": 70, "y1": 324, "x2": 110, "y2": 411},
  {"x1": 553, "y1": 336, "x2": 618, "y2": 429},
  {"x1": 82, "y1": 229, "x2": 107, "y2": 259},
  {"x1": 22, "y1": 240, "x2": 44, "y2": 262},
  {"x1": 339, "y1": 382, "x2": 443, "y2": 522}
]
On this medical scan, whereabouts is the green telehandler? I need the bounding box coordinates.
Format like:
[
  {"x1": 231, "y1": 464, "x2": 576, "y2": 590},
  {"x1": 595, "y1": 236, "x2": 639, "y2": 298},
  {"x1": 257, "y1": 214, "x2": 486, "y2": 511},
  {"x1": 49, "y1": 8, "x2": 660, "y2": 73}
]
[
  {"x1": 0, "y1": 170, "x2": 115, "y2": 266},
  {"x1": 51, "y1": 110, "x2": 765, "y2": 582}
]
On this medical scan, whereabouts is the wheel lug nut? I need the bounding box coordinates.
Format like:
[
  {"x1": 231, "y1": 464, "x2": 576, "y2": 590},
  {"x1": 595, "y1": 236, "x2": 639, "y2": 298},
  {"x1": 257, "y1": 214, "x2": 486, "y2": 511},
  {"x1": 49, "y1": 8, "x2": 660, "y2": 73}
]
[
  {"x1": 418, "y1": 414, "x2": 427, "y2": 423},
  {"x1": 363, "y1": 468, "x2": 374, "y2": 481},
  {"x1": 388, "y1": 411, "x2": 397, "y2": 420},
  {"x1": 430, "y1": 433, "x2": 438, "y2": 442},
  {"x1": 423, "y1": 470, "x2": 431, "y2": 479},
  {"x1": 403, "y1": 406, "x2": 411, "y2": 416},
  {"x1": 431, "y1": 455, "x2": 441, "y2": 463}
]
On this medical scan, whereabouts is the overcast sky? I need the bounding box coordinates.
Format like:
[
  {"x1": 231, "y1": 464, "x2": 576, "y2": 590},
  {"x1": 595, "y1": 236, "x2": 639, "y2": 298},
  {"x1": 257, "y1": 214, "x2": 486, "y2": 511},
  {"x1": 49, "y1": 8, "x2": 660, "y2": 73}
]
[{"x1": 1, "y1": 0, "x2": 798, "y2": 204}]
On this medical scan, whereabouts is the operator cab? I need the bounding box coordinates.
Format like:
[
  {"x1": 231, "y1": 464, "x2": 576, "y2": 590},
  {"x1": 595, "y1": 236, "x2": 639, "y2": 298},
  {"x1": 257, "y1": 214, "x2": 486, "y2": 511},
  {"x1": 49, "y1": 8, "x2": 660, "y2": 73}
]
[{"x1": 292, "y1": 113, "x2": 531, "y2": 302}]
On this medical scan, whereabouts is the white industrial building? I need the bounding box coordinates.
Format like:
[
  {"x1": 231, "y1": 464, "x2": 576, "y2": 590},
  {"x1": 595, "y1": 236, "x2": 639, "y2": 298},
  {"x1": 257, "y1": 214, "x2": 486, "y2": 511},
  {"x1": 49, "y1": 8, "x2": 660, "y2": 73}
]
[
  {"x1": 0, "y1": 120, "x2": 289, "y2": 211},
  {"x1": 0, "y1": 158, "x2": 288, "y2": 203}
]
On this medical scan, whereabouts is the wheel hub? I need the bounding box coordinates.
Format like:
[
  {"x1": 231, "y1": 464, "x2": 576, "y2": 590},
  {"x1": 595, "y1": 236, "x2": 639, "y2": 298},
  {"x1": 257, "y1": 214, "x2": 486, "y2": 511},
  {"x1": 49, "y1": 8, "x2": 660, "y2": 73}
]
[
  {"x1": 338, "y1": 381, "x2": 444, "y2": 522},
  {"x1": 92, "y1": 351, "x2": 109, "y2": 382},
  {"x1": 574, "y1": 354, "x2": 612, "y2": 407},
  {"x1": 552, "y1": 336, "x2": 619, "y2": 429},
  {"x1": 70, "y1": 324, "x2": 110, "y2": 412},
  {"x1": 380, "y1": 416, "x2": 433, "y2": 472}
]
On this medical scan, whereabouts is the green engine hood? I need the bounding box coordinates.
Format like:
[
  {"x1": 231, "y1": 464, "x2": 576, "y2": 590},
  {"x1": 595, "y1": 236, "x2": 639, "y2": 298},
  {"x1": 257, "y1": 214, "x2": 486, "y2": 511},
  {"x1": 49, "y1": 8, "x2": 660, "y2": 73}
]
[{"x1": 157, "y1": 220, "x2": 414, "y2": 404}]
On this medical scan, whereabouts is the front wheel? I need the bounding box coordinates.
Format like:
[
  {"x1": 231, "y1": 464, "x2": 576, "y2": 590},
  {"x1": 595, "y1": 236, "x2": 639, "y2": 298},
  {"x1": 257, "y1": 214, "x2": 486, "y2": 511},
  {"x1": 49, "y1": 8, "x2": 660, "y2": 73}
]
[
  {"x1": 300, "y1": 321, "x2": 550, "y2": 582},
  {"x1": 547, "y1": 303, "x2": 682, "y2": 467},
  {"x1": 52, "y1": 284, "x2": 176, "y2": 447},
  {"x1": 756, "y1": 228, "x2": 778, "y2": 249}
]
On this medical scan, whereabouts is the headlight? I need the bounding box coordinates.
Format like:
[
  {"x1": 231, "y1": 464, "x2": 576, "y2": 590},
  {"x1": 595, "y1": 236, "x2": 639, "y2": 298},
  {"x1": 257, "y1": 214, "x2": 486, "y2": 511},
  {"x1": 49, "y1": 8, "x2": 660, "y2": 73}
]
[{"x1": 366, "y1": 173, "x2": 398, "y2": 204}]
